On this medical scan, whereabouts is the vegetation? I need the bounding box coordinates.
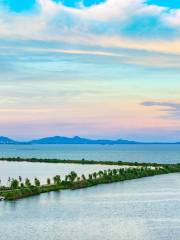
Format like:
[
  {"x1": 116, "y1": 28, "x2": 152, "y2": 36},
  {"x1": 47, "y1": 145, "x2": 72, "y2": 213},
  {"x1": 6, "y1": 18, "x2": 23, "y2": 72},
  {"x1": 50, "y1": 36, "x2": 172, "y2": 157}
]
[
  {"x1": 0, "y1": 163, "x2": 179, "y2": 201},
  {"x1": 0, "y1": 156, "x2": 179, "y2": 167}
]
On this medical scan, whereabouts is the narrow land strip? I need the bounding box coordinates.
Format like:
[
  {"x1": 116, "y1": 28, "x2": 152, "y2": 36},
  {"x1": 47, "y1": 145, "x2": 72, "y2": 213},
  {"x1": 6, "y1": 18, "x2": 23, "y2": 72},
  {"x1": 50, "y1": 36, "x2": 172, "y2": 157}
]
[{"x1": 0, "y1": 160, "x2": 179, "y2": 201}]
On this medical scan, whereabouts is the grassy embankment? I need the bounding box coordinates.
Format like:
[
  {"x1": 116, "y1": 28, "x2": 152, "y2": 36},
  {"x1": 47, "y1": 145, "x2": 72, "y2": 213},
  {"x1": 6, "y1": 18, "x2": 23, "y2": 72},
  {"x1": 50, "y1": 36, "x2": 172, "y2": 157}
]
[
  {"x1": 0, "y1": 156, "x2": 177, "y2": 167},
  {"x1": 0, "y1": 159, "x2": 179, "y2": 201}
]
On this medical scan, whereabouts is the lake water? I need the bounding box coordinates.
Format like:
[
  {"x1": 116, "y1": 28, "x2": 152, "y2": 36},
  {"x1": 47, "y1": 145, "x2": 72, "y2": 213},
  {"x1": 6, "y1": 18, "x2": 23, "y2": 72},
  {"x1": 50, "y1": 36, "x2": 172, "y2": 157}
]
[
  {"x1": 0, "y1": 144, "x2": 180, "y2": 239},
  {"x1": 0, "y1": 162, "x2": 123, "y2": 186},
  {"x1": 0, "y1": 173, "x2": 179, "y2": 240},
  {"x1": 0, "y1": 144, "x2": 180, "y2": 164}
]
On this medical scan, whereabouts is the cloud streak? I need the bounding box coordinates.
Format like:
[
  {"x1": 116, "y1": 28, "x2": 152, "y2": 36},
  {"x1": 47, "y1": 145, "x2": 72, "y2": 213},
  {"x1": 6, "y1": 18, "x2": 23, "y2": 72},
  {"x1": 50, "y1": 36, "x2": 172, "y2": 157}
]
[{"x1": 142, "y1": 101, "x2": 180, "y2": 119}]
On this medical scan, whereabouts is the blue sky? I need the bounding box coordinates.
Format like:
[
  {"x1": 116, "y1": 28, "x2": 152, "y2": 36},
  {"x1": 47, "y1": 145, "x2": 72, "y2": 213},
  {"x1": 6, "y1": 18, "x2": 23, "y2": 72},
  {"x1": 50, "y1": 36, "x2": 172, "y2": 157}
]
[
  {"x1": 2, "y1": 0, "x2": 180, "y2": 12},
  {"x1": 0, "y1": 0, "x2": 180, "y2": 141},
  {"x1": 148, "y1": 0, "x2": 180, "y2": 8},
  {"x1": 2, "y1": 0, "x2": 105, "y2": 11}
]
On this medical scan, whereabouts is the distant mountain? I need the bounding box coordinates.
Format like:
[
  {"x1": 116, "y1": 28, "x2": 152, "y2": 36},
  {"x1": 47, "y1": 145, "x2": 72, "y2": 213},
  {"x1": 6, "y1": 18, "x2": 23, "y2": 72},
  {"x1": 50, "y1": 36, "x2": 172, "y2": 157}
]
[
  {"x1": 0, "y1": 135, "x2": 179, "y2": 144},
  {"x1": 29, "y1": 136, "x2": 139, "y2": 145},
  {"x1": 0, "y1": 135, "x2": 139, "y2": 145},
  {"x1": 0, "y1": 136, "x2": 19, "y2": 144}
]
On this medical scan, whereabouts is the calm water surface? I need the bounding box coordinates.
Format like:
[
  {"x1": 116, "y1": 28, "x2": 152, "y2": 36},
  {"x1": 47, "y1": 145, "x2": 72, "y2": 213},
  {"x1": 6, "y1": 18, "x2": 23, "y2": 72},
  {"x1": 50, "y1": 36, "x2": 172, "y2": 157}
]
[
  {"x1": 0, "y1": 144, "x2": 180, "y2": 239},
  {"x1": 0, "y1": 173, "x2": 179, "y2": 240},
  {"x1": 0, "y1": 162, "x2": 122, "y2": 185},
  {"x1": 0, "y1": 144, "x2": 180, "y2": 163}
]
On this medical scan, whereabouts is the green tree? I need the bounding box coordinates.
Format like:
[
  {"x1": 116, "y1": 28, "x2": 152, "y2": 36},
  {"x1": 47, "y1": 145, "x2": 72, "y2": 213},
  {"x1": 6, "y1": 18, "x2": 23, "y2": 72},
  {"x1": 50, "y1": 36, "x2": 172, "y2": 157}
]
[
  {"x1": 34, "y1": 178, "x2": 41, "y2": 187},
  {"x1": 93, "y1": 172, "x2": 97, "y2": 179},
  {"x1": 10, "y1": 179, "x2": 19, "y2": 189},
  {"x1": 68, "y1": 171, "x2": 77, "y2": 182},
  {"x1": 25, "y1": 178, "x2": 31, "y2": 187},
  {"x1": 98, "y1": 171, "x2": 103, "y2": 178},
  {"x1": 88, "y1": 174, "x2": 93, "y2": 181},
  {"x1": 81, "y1": 174, "x2": 86, "y2": 181},
  {"x1": 53, "y1": 175, "x2": 61, "y2": 185},
  {"x1": 47, "y1": 178, "x2": 51, "y2": 185},
  {"x1": 65, "y1": 175, "x2": 69, "y2": 182}
]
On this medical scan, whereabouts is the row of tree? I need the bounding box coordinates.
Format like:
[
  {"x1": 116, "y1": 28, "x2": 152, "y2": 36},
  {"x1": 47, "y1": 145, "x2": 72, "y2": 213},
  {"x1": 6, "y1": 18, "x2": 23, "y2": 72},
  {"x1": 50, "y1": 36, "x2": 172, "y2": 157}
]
[{"x1": 0, "y1": 165, "x2": 180, "y2": 200}]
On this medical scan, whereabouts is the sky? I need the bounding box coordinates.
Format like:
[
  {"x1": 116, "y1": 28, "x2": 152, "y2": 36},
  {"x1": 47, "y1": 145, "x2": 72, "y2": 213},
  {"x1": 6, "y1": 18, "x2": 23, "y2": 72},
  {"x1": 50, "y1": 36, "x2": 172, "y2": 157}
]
[{"x1": 0, "y1": 0, "x2": 180, "y2": 142}]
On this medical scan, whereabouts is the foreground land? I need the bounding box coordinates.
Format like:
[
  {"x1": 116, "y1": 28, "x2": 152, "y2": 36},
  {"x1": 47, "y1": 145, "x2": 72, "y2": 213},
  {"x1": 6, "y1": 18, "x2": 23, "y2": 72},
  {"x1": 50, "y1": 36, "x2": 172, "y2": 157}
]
[{"x1": 0, "y1": 158, "x2": 180, "y2": 201}]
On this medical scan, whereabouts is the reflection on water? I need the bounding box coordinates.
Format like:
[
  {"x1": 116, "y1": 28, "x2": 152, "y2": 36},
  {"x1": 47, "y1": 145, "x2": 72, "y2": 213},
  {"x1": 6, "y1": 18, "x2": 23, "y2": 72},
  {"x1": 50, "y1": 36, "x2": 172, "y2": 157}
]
[{"x1": 0, "y1": 173, "x2": 180, "y2": 240}]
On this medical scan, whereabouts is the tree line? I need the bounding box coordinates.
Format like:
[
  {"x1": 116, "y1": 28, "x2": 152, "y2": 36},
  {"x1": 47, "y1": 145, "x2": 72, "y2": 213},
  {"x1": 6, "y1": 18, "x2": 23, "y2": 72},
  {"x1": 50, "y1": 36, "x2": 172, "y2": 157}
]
[{"x1": 0, "y1": 164, "x2": 180, "y2": 200}]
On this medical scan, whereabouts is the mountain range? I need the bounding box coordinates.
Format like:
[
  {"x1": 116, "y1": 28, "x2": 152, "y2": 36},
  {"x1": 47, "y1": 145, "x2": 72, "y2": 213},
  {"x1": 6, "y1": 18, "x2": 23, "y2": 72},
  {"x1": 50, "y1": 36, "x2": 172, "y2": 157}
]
[
  {"x1": 0, "y1": 136, "x2": 138, "y2": 145},
  {"x1": 0, "y1": 136, "x2": 179, "y2": 145}
]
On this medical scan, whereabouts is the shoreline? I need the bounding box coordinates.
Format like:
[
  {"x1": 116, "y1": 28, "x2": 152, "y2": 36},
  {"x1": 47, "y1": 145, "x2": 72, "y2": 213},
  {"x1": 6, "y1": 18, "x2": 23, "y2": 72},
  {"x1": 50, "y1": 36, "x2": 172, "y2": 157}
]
[{"x1": 0, "y1": 157, "x2": 177, "y2": 167}]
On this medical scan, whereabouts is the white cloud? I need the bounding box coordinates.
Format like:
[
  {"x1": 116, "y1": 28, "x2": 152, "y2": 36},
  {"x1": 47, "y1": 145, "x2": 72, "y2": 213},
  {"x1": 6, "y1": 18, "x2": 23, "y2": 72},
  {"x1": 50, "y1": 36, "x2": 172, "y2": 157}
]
[
  {"x1": 38, "y1": 0, "x2": 165, "y2": 21},
  {"x1": 162, "y1": 9, "x2": 180, "y2": 27},
  {"x1": 0, "y1": 0, "x2": 180, "y2": 60}
]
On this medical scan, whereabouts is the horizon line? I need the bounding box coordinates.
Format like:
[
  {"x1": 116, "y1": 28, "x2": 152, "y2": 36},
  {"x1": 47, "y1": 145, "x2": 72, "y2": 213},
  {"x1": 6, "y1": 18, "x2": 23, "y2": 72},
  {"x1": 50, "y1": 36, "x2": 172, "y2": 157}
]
[{"x1": 0, "y1": 135, "x2": 180, "y2": 144}]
